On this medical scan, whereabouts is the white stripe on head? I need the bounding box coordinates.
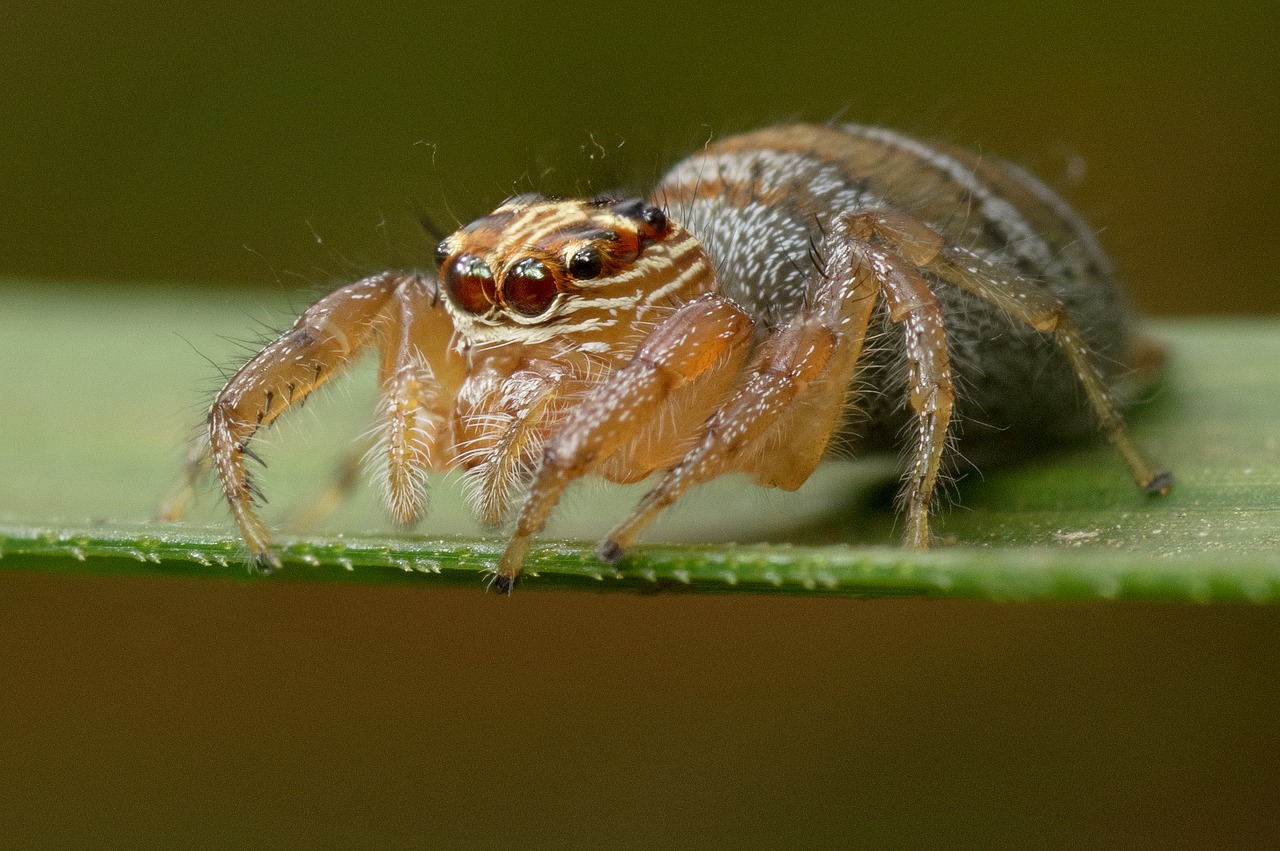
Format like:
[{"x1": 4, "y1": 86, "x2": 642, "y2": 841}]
[
  {"x1": 643, "y1": 255, "x2": 710, "y2": 305},
  {"x1": 492, "y1": 204, "x2": 582, "y2": 259}
]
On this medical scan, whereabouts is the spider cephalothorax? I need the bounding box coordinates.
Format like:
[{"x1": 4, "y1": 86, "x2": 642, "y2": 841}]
[
  {"x1": 434, "y1": 195, "x2": 709, "y2": 347},
  {"x1": 165, "y1": 123, "x2": 1170, "y2": 592}
]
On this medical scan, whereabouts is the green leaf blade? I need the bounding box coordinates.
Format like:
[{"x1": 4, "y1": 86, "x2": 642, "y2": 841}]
[{"x1": 2, "y1": 282, "x2": 1278, "y2": 601}]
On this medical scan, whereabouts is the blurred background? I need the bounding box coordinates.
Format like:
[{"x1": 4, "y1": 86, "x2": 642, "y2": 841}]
[
  {"x1": 2, "y1": 0, "x2": 1276, "y2": 313},
  {"x1": 2, "y1": 1, "x2": 1279, "y2": 847}
]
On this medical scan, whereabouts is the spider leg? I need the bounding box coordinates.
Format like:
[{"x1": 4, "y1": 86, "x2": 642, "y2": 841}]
[
  {"x1": 741, "y1": 262, "x2": 879, "y2": 491},
  {"x1": 601, "y1": 217, "x2": 954, "y2": 555},
  {"x1": 841, "y1": 210, "x2": 960, "y2": 546},
  {"x1": 925, "y1": 243, "x2": 1172, "y2": 494},
  {"x1": 707, "y1": 212, "x2": 937, "y2": 492},
  {"x1": 600, "y1": 321, "x2": 864, "y2": 555},
  {"x1": 155, "y1": 433, "x2": 213, "y2": 522},
  {"x1": 207, "y1": 271, "x2": 428, "y2": 568},
  {"x1": 866, "y1": 243, "x2": 955, "y2": 548},
  {"x1": 260, "y1": 271, "x2": 463, "y2": 533},
  {"x1": 461, "y1": 367, "x2": 571, "y2": 528},
  {"x1": 374, "y1": 276, "x2": 463, "y2": 526},
  {"x1": 284, "y1": 438, "x2": 370, "y2": 531},
  {"x1": 492, "y1": 294, "x2": 755, "y2": 590}
]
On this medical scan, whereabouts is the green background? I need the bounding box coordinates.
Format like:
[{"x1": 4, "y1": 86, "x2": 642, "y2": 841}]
[{"x1": 2, "y1": 1, "x2": 1278, "y2": 846}]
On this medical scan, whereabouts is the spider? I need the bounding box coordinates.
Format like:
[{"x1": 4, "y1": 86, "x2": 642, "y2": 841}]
[{"x1": 164, "y1": 123, "x2": 1171, "y2": 592}]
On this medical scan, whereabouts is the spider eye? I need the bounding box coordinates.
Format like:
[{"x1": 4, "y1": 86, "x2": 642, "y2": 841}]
[
  {"x1": 613, "y1": 198, "x2": 671, "y2": 242},
  {"x1": 433, "y1": 242, "x2": 451, "y2": 268},
  {"x1": 443, "y1": 254, "x2": 496, "y2": 314},
  {"x1": 504, "y1": 257, "x2": 559, "y2": 317},
  {"x1": 639, "y1": 205, "x2": 667, "y2": 235},
  {"x1": 568, "y1": 246, "x2": 604, "y2": 280}
]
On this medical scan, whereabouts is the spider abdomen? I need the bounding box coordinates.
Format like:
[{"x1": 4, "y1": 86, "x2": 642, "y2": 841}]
[{"x1": 653, "y1": 123, "x2": 1141, "y2": 454}]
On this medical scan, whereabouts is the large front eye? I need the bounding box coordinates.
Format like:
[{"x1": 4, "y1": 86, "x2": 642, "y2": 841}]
[
  {"x1": 443, "y1": 254, "x2": 496, "y2": 314},
  {"x1": 504, "y1": 257, "x2": 558, "y2": 317}
]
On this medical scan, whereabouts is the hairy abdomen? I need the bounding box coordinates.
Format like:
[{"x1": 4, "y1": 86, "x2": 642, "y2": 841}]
[{"x1": 651, "y1": 123, "x2": 1140, "y2": 457}]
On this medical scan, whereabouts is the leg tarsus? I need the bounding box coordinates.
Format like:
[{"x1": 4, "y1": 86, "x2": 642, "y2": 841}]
[
  {"x1": 488, "y1": 570, "x2": 518, "y2": 595},
  {"x1": 252, "y1": 550, "x2": 282, "y2": 574},
  {"x1": 1144, "y1": 470, "x2": 1174, "y2": 496},
  {"x1": 596, "y1": 538, "x2": 625, "y2": 565}
]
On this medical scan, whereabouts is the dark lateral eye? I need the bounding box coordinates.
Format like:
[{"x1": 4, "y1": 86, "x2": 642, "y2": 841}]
[
  {"x1": 568, "y1": 246, "x2": 604, "y2": 280},
  {"x1": 504, "y1": 257, "x2": 559, "y2": 317},
  {"x1": 639, "y1": 205, "x2": 667, "y2": 234},
  {"x1": 443, "y1": 254, "x2": 496, "y2": 314},
  {"x1": 613, "y1": 198, "x2": 670, "y2": 241}
]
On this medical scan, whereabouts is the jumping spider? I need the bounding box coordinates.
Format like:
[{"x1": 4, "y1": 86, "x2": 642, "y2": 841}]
[{"x1": 164, "y1": 123, "x2": 1171, "y2": 591}]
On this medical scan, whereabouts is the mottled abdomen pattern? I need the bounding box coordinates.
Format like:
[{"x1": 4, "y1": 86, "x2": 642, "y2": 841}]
[{"x1": 655, "y1": 123, "x2": 1137, "y2": 454}]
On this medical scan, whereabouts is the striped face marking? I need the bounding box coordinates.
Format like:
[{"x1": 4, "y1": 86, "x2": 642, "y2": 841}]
[{"x1": 435, "y1": 196, "x2": 713, "y2": 345}]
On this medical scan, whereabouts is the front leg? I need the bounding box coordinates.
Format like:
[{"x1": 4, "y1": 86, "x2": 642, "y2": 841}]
[
  {"x1": 375, "y1": 275, "x2": 465, "y2": 525},
  {"x1": 454, "y1": 364, "x2": 576, "y2": 528},
  {"x1": 492, "y1": 294, "x2": 755, "y2": 591},
  {"x1": 207, "y1": 272, "x2": 421, "y2": 568},
  {"x1": 601, "y1": 313, "x2": 849, "y2": 558}
]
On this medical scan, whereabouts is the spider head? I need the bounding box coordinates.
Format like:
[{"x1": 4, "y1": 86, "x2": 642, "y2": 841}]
[{"x1": 434, "y1": 195, "x2": 713, "y2": 345}]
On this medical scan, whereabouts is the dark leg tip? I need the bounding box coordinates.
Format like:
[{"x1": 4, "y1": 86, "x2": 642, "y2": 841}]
[
  {"x1": 489, "y1": 573, "x2": 518, "y2": 596},
  {"x1": 596, "y1": 539, "x2": 625, "y2": 565},
  {"x1": 1144, "y1": 471, "x2": 1174, "y2": 496},
  {"x1": 251, "y1": 551, "x2": 281, "y2": 575}
]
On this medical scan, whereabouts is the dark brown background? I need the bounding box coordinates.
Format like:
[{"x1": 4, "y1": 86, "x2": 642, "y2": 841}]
[{"x1": 2, "y1": 1, "x2": 1278, "y2": 846}]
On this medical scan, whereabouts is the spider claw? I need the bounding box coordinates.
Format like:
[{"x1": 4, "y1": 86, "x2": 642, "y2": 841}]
[
  {"x1": 488, "y1": 572, "x2": 518, "y2": 595},
  {"x1": 1144, "y1": 470, "x2": 1174, "y2": 496},
  {"x1": 252, "y1": 550, "x2": 281, "y2": 575},
  {"x1": 596, "y1": 538, "x2": 625, "y2": 564}
]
